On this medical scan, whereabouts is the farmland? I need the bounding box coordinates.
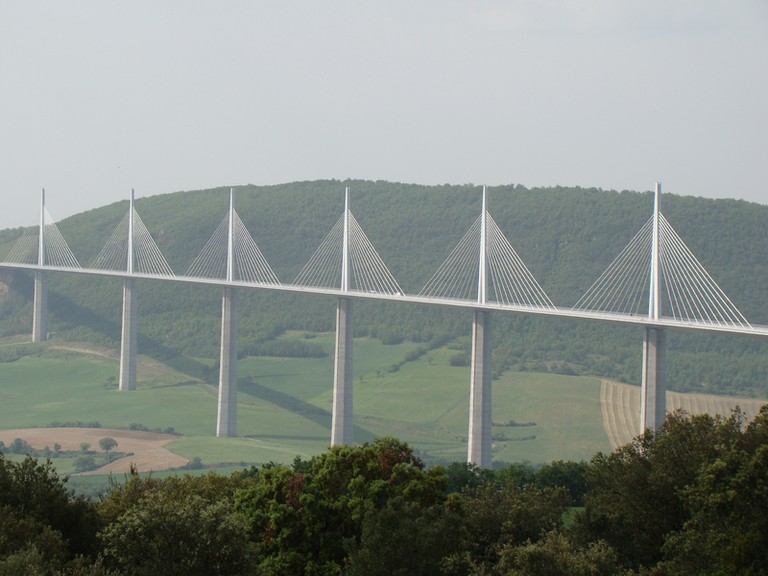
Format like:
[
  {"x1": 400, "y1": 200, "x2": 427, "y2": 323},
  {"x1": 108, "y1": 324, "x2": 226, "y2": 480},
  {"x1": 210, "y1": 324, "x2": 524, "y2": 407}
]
[{"x1": 1, "y1": 332, "x2": 765, "y2": 481}]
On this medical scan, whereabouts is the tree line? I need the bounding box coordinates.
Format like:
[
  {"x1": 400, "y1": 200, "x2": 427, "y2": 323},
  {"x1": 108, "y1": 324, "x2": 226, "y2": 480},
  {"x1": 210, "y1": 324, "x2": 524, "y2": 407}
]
[{"x1": 1, "y1": 407, "x2": 766, "y2": 575}]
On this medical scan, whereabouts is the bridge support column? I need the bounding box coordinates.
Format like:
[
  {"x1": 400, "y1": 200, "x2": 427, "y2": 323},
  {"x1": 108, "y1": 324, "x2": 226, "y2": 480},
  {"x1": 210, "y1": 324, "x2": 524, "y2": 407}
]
[
  {"x1": 217, "y1": 287, "x2": 238, "y2": 437},
  {"x1": 468, "y1": 310, "x2": 492, "y2": 468},
  {"x1": 640, "y1": 326, "x2": 666, "y2": 433},
  {"x1": 118, "y1": 278, "x2": 137, "y2": 391},
  {"x1": 331, "y1": 297, "x2": 353, "y2": 446},
  {"x1": 32, "y1": 270, "x2": 48, "y2": 342}
]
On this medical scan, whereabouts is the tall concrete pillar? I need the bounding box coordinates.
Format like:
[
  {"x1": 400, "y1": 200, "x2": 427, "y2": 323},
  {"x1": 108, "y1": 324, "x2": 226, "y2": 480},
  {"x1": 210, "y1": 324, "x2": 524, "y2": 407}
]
[
  {"x1": 118, "y1": 278, "x2": 137, "y2": 391},
  {"x1": 32, "y1": 270, "x2": 48, "y2": 342},
  {"x1": 331, "y1": 297, "x2": 353, "y2": 446},
  {"x1": 641, "y1": 183, "x2": 666, "y2": 432},
  {"x1": 468, "y1": 310, "x2": 492, "y2": 468},
  {"x1": 216, "y1": 286, "x2": 238, "y2": 437},
  {"x1": 33, "y1": 188, "x2": 48, "y2": 343},
  {"x1": 640, "y1": 326, "x2": 666, "y2": 432}
]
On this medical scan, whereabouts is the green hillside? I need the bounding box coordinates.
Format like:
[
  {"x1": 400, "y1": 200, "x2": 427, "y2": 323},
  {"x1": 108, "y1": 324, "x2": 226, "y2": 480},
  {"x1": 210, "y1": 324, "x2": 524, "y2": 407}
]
[
  {"x1": 1, "y1": 180, "x2": 767, "y2": 397},
  {"x1": 0, "y1": 334, "x2": 611, "y2": 467}
]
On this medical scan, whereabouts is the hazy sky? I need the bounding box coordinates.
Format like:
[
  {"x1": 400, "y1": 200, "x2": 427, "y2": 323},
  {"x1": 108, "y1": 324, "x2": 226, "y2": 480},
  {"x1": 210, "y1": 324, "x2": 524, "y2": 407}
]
[{"x1": 1, "y1": 1, "x2": 766, "y2": 230}]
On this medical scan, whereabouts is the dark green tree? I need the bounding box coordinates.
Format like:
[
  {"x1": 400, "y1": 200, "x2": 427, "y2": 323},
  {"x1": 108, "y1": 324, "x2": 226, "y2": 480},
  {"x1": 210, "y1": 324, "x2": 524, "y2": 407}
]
[
  {"x1": 662, "y1": 405, "x2": 768, "y2": 575},
  {"x1": 98, "y1": 471, "x2": 258, "y2": 576},
  {"x1": 446, "y1": 478, "x2": 571, "y2": 573},
  {"x1": 99, "y1": 490, "x2": 257, "y2": 576},
  {"x1": 576, "y1": 409, "x2": 747, "y2": 570},
  {"x1": 98, "y1": 437, "x2": 118, "y2": 461},
  {"x1": 536, "y1": 460, "x2": 589, "y2": 506},
  {"x1": 0, "y1": 454, "x2": 100, "y2": 568},
  {"x1": 497, "y1": 530, "x2": 620, "y2": 576},
  {"x1": 444, "y1": 461, "x2": 495, "y2": 493},
  {"x1": 74, "y1": 456, "x2": 97, "y2": 473},
  {"x1": 235, "y1": 437, "x2": 448, "y2": 574},
  {"x1": 345, "y1": 498, "x2": 465, "y2": 576}
]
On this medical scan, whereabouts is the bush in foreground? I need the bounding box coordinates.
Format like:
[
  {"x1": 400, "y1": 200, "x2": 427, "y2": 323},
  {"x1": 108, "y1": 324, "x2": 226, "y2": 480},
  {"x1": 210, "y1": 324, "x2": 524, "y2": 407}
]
[{"x1": 1, "y1": 407, "x2": 766, "y2": 575}]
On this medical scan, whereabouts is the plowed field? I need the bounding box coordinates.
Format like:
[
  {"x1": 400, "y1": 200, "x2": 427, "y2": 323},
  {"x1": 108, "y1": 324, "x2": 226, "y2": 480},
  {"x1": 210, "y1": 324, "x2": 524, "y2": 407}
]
[
  {"x1": 0, "y1": 428, "x2": 188, "y2": 474},
  {"x1": 600, "y1": 380, "x2": 766, "y2": 449}
]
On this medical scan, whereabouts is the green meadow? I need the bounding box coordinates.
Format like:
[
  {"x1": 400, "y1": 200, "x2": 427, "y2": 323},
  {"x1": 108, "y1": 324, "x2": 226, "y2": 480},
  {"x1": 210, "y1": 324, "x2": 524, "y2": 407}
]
[{"x1": 0, "y1": 333, "x2": 612, "y2": 474}]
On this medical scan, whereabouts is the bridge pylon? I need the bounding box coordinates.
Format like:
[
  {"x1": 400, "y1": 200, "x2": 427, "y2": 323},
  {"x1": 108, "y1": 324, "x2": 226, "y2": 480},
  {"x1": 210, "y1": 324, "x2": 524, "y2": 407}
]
[
  {"x1": 641, "y1": 183, "x2": 666, "y2": 432},
  {"x1": 4, "y1": 188, "x2": 81, "y2": 342},
  {"x1": 331, "y1": 296, "x2": 353, "y2": 446},
  {"x1": 468, "y1": 187, "x2": 493, "y2": 467},
  {"x1": 33, "y1": 189, "x2": 48, "y2": 342},
  {"x1": 332, "y1": 188, "x2": 354, "y2": 446},
  {"x1": 641, "y1": 325, "x2": 666, "y2": 431},
  {"x1": 217, "y1": 191, "x2": 239, "y2": 437},
  {"x1": 88, "y1": 189, "x2": 175, "y2": 391},
  {"x1": 575, "y1": 182, "x2": 751, "y2": 433},
  {"x1": 419, "y1": 185, "x2": 554, "y2": 467},
  {"x1": 118, "y1": 277, "x2": 137, "y2": 391},
  {"x1": 217, "y1": 285, "x2": 238, "y2": 437},
  {"x1": 294, "y1": 187, "x2": 402, "y2": 446},
  {"x1": 185, "y1": 188, "x2": 281, "y2": 436},
  {"x1": 32, "y1": 271, "x2": 48, "y2": 343},
  {"x1": 468, "y1": 308, "x2": 492, "y2": 467},
  {"x1": 119, "y1": 190, "x2": 138, "y2": 391}
]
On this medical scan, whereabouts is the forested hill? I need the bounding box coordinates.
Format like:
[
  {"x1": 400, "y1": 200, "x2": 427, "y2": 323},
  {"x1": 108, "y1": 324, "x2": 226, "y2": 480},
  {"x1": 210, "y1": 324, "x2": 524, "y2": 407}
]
[{"x1": 1, "y1": 180, "x2": 767, "y2": 396}]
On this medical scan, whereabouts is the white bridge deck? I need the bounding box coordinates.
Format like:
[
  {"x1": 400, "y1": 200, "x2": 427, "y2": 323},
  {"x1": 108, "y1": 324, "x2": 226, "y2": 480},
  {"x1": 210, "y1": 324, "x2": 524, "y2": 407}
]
[{"x1": 2, "y1": 261, "x2": 766, "y2": 338}]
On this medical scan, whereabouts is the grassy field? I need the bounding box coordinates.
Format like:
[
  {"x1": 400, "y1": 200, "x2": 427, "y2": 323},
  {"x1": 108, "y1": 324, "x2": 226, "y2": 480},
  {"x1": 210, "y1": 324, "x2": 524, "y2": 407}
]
[{"x1": 0, "y1": 333, "x2": 615, "y2": 480}]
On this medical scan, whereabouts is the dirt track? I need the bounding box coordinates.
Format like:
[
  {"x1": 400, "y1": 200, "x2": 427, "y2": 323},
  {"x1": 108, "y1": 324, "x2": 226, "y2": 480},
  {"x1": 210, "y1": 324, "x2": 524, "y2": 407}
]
[{"x1": 0, "y1": 428, "x2": 188, "y2": 475}]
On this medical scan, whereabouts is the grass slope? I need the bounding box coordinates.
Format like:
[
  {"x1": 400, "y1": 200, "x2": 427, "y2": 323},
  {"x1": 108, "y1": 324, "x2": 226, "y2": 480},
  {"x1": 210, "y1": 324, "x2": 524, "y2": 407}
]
[{"x1": 0, "y1": 335, "x2": 612, "y2": 472}]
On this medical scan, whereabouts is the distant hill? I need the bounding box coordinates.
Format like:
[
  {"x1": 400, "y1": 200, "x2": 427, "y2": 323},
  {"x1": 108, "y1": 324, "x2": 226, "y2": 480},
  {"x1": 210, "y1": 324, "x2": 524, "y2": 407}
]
[{"x1": 1, "y1": 180, "x2": 766, "y2": 397}]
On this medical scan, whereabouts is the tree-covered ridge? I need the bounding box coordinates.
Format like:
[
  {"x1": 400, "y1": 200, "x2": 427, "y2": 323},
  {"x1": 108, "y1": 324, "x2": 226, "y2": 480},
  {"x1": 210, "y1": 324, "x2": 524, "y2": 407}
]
[
  {"x1": 1, "y1": 408, "x2": 767, "y2": 574},
  {"x1": 0, "y1": 180, "x2": 766, "y2": 395}
]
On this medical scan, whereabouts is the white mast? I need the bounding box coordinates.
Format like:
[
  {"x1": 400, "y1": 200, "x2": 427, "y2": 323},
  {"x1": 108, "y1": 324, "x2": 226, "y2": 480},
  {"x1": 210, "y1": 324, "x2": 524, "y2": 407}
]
[
  {"x1": 649, "y1": 182, "x2": 661, "y2": 320},
  {"x1": 227, "y1": 188, "x2": 235, "y2": 283},
  {"x1": 38, "y1": 188, "x2": 45, "y2": 267},
  {"x1": 127, "y1": 189, "x2": 135, "y2": 274},
  {"x1": 478, "y1": 185, "x2": 488, "y2": 305},
  {"x1": 341, "y1": 187, "x2": 350, "y2": 292}
]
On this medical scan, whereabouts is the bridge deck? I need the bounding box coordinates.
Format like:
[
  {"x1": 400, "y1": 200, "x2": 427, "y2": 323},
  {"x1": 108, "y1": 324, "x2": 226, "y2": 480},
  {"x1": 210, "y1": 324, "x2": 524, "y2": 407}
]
[{"x1": 2, "y1": 262, "x2": 766, "y2": 337}]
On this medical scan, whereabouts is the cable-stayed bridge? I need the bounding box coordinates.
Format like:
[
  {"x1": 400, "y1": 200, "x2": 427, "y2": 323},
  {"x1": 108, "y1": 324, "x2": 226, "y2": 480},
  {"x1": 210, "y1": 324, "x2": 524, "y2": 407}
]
[{"x1": 1, "y1": 185, "x2": 765, "y2": 467}]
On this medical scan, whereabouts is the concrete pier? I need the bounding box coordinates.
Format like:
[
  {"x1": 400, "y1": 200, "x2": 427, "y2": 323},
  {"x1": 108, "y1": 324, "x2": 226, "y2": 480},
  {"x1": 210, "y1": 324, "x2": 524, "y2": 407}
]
[
  {"x1": 118, "y1": 278, "x2": 137, "y2": 391},
  {"x1": 468, "y1": 310, "x2": 492, "y2": 468},
  {"x1": 640, "y1": 326, "x2": 666, "y2": 432},
  {"x1": 331, "y1": 297, "x2": 353, "y2": 446},
  {"x1": 216, "y1": 286, "x2": 238, "y2": 437},
  {"x1": 32, "y1": 270, "x2": 48, "y2": 342},
  {"x1": 640, "y1": 183, "x2": 667, "y2": 433},
  {"x1": 33, "y1": 188, "x2": 49, "y2": 343}
]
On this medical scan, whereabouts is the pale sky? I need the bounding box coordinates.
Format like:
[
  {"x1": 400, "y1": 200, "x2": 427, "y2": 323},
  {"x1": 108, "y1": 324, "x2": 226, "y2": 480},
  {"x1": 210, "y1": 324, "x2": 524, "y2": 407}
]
[{"x1": 1, "y1": 1, "x2": 766, "y2": 230}]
